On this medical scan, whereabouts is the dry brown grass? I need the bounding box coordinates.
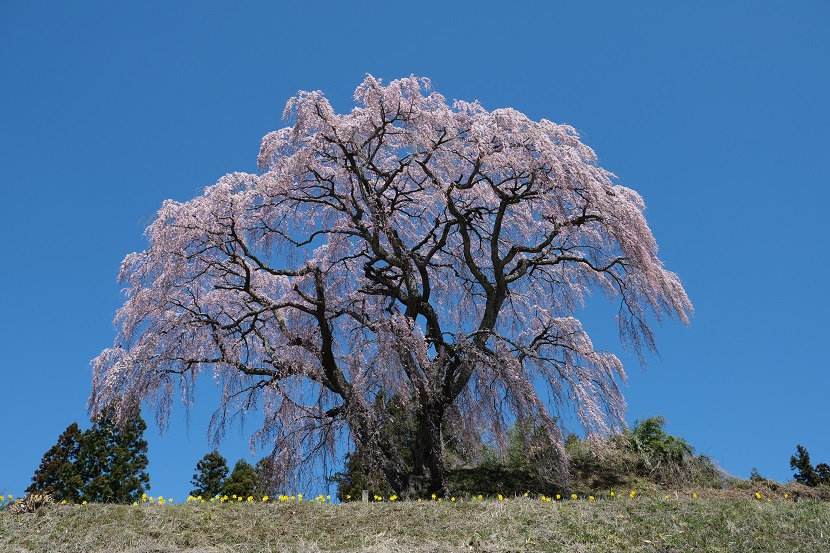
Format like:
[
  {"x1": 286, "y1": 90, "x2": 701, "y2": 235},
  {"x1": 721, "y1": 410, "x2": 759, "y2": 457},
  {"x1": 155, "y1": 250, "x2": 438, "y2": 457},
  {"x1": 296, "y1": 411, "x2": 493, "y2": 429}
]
[{"x1": 2, "y1": 496, "x2": 829, "y2": 552}]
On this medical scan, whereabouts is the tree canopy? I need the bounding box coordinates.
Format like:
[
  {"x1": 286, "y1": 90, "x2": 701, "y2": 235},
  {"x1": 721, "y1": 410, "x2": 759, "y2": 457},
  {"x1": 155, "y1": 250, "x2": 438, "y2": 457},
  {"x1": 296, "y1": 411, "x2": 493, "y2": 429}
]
[
  {"x1": 91, "y1": 75, "x2": 692, "y2": 495},
  {"x1": 190, "y1": 451, "x2": 229, "y2": 498},
  {"x1": 220, "y1": 459, "x2": 257, "y2": 499},
  {"x1": 78, "y1": 404, "x2": 150, "y2": 503},
  {"x1": 790, "y1": 445, "x2": 830, "y2": 487},
  {"x1": 26, "y1": 423, "x2": 84, "y2": 502},
  {"x1": 27, "y1": 405, "x2": 150, "y2": 503}
]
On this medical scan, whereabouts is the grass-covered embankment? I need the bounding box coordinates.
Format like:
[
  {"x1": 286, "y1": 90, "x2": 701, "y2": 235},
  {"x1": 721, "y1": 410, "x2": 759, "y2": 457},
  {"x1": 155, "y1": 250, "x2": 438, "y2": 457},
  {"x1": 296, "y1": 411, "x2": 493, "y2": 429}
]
[{"x1": 2, "y1": 496, "x2": 829, "y2": 552}]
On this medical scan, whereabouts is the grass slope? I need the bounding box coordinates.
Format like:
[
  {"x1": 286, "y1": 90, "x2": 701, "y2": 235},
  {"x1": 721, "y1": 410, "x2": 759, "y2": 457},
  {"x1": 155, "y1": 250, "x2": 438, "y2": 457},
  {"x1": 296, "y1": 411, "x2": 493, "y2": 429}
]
[{"x1": 2, "y1": 498, "x2": 829, "y2": 552}]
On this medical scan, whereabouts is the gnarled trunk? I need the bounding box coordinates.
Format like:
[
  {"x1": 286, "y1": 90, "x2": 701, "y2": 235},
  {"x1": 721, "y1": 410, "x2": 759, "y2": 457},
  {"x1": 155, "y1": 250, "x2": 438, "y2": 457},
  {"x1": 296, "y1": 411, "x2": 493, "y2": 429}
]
[{"x1": 409, "y1": 403, "x2": 447, "y2": 497}]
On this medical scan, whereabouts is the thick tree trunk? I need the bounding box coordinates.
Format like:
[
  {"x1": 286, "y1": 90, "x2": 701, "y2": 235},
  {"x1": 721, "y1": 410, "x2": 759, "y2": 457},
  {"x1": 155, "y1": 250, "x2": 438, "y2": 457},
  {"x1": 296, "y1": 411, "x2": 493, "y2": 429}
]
[{"x1": 409, "y1": 404, "x2": 448, "y2": 497}]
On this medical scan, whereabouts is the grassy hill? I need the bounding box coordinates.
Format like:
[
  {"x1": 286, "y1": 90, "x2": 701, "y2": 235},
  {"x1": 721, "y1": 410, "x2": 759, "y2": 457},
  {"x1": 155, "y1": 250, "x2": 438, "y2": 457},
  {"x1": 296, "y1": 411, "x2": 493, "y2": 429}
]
[
  {"x1": 2, "y1": 493, "x2": 829, "y2": 552},
  {"x1": 6, "y1": 418, "x2": 828, "y2": 551}
]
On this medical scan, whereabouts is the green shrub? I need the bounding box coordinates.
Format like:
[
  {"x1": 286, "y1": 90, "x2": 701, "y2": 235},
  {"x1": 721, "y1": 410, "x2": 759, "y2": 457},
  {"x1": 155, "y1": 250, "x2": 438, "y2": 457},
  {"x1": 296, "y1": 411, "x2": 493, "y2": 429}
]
[{"x1": 565, "y1": 433, "x2": 639, "y2": 494}]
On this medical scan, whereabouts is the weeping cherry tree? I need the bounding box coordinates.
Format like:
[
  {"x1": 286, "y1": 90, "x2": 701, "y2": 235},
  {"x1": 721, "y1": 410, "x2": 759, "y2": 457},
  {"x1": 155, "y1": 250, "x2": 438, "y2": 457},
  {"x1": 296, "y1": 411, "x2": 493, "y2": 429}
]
[{"x1": 91, "y1": 75, "x2": 692, "y2": 495}]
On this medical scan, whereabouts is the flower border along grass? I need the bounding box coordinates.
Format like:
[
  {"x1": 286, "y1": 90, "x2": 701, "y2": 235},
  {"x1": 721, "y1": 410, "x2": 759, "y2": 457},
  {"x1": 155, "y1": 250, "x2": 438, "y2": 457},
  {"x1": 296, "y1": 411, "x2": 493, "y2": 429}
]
[{"x1": 2, "y1": 491, "x2": 829, "y2": 552}]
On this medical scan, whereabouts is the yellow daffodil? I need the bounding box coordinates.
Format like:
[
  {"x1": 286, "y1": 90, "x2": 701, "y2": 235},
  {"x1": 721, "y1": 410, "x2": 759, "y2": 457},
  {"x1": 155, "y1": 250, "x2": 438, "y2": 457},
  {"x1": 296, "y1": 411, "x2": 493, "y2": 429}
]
[
  {"x1": 571, "y1": 494, "x2": 577, "y2": 500},
  {"x1": 755, "y1": 492, "x2": 761, "y2": 500}
]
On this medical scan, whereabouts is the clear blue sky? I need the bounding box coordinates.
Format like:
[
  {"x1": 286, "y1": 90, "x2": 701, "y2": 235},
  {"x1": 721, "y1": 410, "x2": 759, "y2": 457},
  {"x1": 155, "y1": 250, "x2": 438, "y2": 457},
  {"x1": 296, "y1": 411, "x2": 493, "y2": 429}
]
[{"x1": 2, "y1": 1, "x2": 828, "y2": 500}]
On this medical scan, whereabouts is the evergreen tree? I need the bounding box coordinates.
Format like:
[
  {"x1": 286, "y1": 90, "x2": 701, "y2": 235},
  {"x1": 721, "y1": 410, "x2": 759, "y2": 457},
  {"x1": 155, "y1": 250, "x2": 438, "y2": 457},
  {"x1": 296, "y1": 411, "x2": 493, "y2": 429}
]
[
  {"x1": 190, "y1": 451, "x2": 229, "y2": 498},
  {"x1": 791, "y1": 444, "x2": 820, "y2": 487},
  {"x1": 26, "y1": 422, "x2": 84, "y2": 502},
  {"x1": 220, "y1": 459, "x2": 257, "y2": 498},
  {"x1": 27, "y1": 404, "x2": 150, "y2": 503},
  {"x1": 78, "y1": 404, "x2": 150, "y2": 503}
]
